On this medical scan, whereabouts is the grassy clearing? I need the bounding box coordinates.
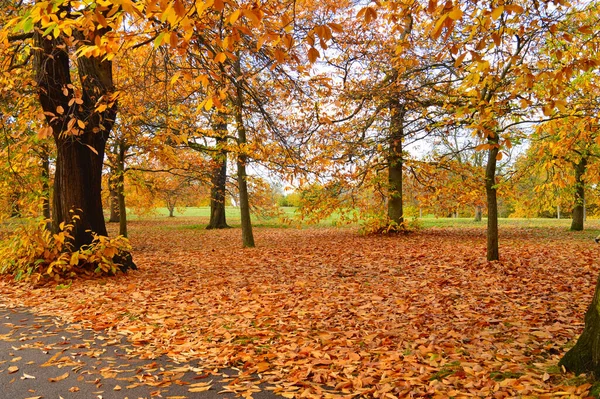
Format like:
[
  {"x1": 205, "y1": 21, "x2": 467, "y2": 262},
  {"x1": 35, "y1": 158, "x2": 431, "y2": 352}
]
[{"x1": 127, "y1": 206, "x2": 600, "y2": 235}]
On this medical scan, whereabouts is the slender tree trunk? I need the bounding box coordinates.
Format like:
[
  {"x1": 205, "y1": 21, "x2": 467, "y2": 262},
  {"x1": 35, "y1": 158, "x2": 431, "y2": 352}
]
[
  {"x1": 41, "y1": 157, "x2": 51, "y2": 220},
  {"x1": 387, "y1": 102, "x2": 404, "y2": 227},
  {"x1": 9, "y1": 191, "x2": 20, "y2": 218},
  {"x1": 557, "y1": 205, "x2": 561, "y2": 219},
  {"x1": 207, "y1": 116, "x2": 230, "y2": 229},
  {"x1": 570, "y1": 158, "x2": 587, "y2": 231},
  {"x1": 108, "y1": 174, "x2": 120, "y2": 223},
  {"x1": 474, "y1": 205, "x2": 483, "y2": 222},
  {"x1": 485, "y1": 134, "x2": 500, "y2": 261},
  {"x1": 559, "y1": 273, "x2": 600, "y2": 376},
  {"x1": 234, "y1": 60, "x2": 255, "y2": 248},
  {"x1": 33, "y1": 17, "x2": 135, "y2": 269},
  {"x1": 116, "y1": 142, "x2": 127, "y2": 237}
]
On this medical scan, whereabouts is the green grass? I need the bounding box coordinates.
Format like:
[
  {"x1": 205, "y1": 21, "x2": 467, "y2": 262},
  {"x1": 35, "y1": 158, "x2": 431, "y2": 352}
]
[{"x1": 125, "y1": 207, "x2": 600, "y2": 232}]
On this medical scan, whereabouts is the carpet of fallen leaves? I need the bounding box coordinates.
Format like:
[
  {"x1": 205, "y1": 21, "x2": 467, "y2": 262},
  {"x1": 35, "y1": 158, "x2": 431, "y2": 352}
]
[{"x1": 2, "y1": 219, "x2": 600, "y2": 398}]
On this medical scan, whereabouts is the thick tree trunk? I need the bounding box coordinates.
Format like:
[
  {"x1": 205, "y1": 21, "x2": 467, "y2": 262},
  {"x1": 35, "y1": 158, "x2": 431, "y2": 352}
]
[
  {"x1": 207, "y1": 120, "x2": 230, "y2": 229},
  {"x1": 570, "y1": 158, "x2": 587, "y2": 231},
  {"x1": 474, "y1": 205, "x2": 482, "y2": 222},
  {"x1": 485, "y1": 135, "x2": 500, "y2": 261},
  {"x1": 234, "y1": 59, "x2": 255, "y2": 248},
  {"x1": 387, "y1": 102, "x2": 404, "y2": 227},
  {"x1": 559, "y1": 273, "x2": 600, "y2": 376},
  {"x1": 33, "y1": 20, "x2": 135, "y2": 269}
]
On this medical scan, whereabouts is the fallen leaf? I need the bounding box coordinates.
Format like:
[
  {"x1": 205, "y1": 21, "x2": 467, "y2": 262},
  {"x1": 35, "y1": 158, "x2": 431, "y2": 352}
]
[{"x1": 49, "y1": 372, "x2": 69, "y2": 382}]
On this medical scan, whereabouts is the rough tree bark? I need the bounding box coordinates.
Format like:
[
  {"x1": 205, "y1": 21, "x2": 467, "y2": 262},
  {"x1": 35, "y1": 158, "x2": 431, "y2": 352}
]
[
  {"x1": 233, "y1": 59, "x2": 255, "y2": 248},
  {"x1": 559, "y1": 273, "x2": 600, "y2": 376},
  {"x1": 33, "y1": 15, "x2": 134, "y2": 269},
  {"x1": 387, "y1": 101, "x2": 405, "y2": 227},
  {"x1": 570, "y1": 157, "x2": 587, "y2": 231},
  {"x1": 207, "y1": 114, "x2": 230, "y2": 230},
  {"x1": 485, "y1": 134, "x2": 500, "y2": 261}
]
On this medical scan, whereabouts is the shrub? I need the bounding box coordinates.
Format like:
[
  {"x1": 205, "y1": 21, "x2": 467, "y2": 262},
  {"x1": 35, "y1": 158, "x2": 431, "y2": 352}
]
[
  {"x1": 359, "y1": 214, "x2": 421, "y2": 235},
  {"x1": 0, "y1": 219, "x2": 133, "y2": 283}
]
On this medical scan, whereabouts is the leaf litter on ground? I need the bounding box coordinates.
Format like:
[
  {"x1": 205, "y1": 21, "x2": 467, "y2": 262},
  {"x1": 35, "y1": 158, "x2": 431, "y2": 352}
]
[{"x1": 1, "y1": 219, "x2": 599, "y2": 398}]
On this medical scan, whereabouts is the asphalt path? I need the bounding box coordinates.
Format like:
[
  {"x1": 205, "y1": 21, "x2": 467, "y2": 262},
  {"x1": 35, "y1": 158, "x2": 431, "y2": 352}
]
[{"x1": 0, "y1": 306, "x2": 281, "y2": 399}]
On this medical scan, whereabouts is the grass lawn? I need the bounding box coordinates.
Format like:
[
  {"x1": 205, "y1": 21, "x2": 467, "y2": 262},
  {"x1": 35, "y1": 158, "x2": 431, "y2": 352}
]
[{"x1": 127, "y1": 206, "x2": 600, "y2": 236}]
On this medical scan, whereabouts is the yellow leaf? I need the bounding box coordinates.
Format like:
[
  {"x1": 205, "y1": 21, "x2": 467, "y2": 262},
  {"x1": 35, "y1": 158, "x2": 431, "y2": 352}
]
[
  {"x1": 491, "y1": 6, "x2": 504, "y2": 21},
  {"x1": 242, "y1": 9, "x2": 261, "y2": 27},
  {"x1": 96, "y1": 103, "x2": 107, "y2": 113},
  {"x1": 204, "y1": 97, "x2": 213, "y2": 111},
  {"x1": 70, "y1": 252, "x2": 79, "y2": 266},
  {"x1": 307, "y1": 47, "x2": 319, "y2": 63},
  {"x1": 448, "y1": 7, "x2": 462, "y2": 20},
  {"x1": 170, "y1": 71, "x2": 181, "y2": 85},
  {"x1": 431, "y1": 14, "x2": 447, "y2": 39},
  {"x1": 77, "y1": 119, "x2": 85, "y2": 129},
  {"x1": 56, "y1": 105, "x2": 64, "y2": 115},
  {"x1": 214, "y1": 52, "x2": 227, "y2": 63},
  {"x1": 229, "y1": 9, "x2": 241, "y2": 25}
]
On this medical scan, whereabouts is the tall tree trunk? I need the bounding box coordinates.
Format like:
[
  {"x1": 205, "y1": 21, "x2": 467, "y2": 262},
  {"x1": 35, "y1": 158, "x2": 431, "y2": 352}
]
[
  {"x1": 387, "y1": 102, "x2": 404, "y2": 227},
  {"x1": 234, "y1": 59, "x2": 255, "y2": 248},
  {"x1": 559, "y1": 272, "x2": 600, "y2": 376},
  {"x1": 116, "y1": 141, "x2": 128, "y2": 237},
  {"x1": 474, "y1": 205, "x2": 483, "y2": 222},
  {"x1": 108, "y1": 174, "x2": 120, "y2": 223},
  {"x1": 33, "y1": 18, "x2": 134, "y2": 269},
  {"x1": 207, "y1": 115, "x2": 230, "y2": 230},
  {"x1": 485, "y1": 134, "x2": 500, "y2": 261},
  {"x1": 570, "y1": 157, "x2": 587, "y2": 231}
]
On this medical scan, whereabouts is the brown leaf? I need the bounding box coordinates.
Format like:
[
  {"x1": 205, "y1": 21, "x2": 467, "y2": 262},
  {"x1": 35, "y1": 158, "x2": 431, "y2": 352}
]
[{"x1": 48, "y1": 372, "x2": 69, "y2": 382}]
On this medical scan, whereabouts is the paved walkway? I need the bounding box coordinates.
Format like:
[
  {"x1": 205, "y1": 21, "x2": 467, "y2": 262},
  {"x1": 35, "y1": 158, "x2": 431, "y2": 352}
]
[{"x1": 0, "y1": 307, "x2": 279, "y2": 399}]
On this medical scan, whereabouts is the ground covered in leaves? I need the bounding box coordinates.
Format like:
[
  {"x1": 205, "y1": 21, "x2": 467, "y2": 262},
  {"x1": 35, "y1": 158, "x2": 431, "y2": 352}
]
[{"x1": 1, "y1": 218, "x2": 600, "y2": 398}]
